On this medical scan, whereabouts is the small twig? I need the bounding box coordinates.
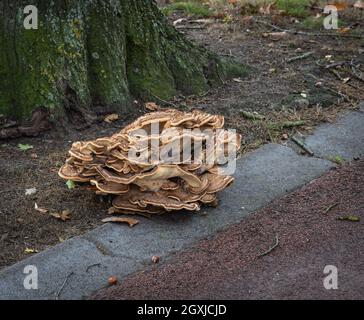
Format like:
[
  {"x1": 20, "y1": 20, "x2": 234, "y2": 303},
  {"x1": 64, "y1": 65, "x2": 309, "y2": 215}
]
[
  {"x1": 324, "y1": 202, "x2": 339, "y2": 214},
  {"x1": 286, "y1": 51, "x2": 314, "y2": 63},
  {"x1": 175, "y1": 25, "x2": 206, "y2": 30},
  {"x1": 324, "y1": 61, "x2": 350, "y2": 69},
  {"x1": 258, "y1": 235, "x2": 279, "y2": 257},
  {"x1": 55, "y1": 272, "x2": 74, "y2": 300},
  {"x1": 86, "y1": 263, "x2": 101, "y2": 272},
  {"x1": 291, "y1": 136, "x2": 315, "y2": 156},
  {"x1": 149, "y1": 92, "x2": 178, "y2": 108},
  {"x1": 253, "y1": 18, "x2": 364, "y2": 39}
]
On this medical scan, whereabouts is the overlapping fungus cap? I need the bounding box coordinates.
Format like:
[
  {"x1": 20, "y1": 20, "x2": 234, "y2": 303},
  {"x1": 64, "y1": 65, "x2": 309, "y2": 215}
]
[{"x1": 58, "y1": 108, "x2": 241, "y2": 215}]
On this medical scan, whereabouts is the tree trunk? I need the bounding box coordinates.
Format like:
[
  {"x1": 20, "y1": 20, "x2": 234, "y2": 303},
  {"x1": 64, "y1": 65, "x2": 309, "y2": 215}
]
[{"x1": 0, "y1": 0, "x2": 247, "y2": 126}]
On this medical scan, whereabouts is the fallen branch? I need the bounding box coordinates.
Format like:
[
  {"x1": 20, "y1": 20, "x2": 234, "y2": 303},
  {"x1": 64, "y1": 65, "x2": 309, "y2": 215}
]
[
  {"x1": 258, "y1": 234, "x2": 279, "y2": 257},
  {"x1": 291, "y1": 136, "x2": 314, "y2": 156},
  {"x1": 253, "y1": 18, "x2": 364, "y2": 39},
  {"x1": 286, "y1": 51, "x2": 314, "y2": 63},
  {"x1": 175, "y1": 25, "x2": 206, "y2": 30},
  {"x1": 324, "y1": 61, "x2": 350, "y2": 69}
]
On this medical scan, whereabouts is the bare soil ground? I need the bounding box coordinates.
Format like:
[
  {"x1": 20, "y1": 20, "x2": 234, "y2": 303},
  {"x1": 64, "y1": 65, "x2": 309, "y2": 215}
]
[
  {"x1": 92, "y1": 158, "x2": 364, "y2": 300},
  {"x1": 1, "y1": 9, "x2": 363, "y2": 269}
]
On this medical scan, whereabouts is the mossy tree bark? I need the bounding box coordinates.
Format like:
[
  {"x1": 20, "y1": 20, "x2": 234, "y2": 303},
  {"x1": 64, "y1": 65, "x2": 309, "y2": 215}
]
[{"x1": 0, "y1": 0, "x2": 247, "y2": 123}]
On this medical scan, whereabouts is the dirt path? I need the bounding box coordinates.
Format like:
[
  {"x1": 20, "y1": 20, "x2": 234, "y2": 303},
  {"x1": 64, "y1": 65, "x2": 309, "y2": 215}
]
[{"x1": 92, "y1": 159, "x2": 364, "y2": 300}]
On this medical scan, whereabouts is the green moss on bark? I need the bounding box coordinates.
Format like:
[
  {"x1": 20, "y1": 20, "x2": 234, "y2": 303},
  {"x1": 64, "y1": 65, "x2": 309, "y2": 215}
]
[{"x1": 0, "y1": 0, "x2": 250, "y2": 121}]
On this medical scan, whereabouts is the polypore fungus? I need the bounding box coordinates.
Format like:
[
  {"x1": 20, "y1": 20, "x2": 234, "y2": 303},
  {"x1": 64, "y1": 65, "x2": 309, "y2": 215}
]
[{"x1": 59, "y1": 108, "x2": 241, "y2": 215}]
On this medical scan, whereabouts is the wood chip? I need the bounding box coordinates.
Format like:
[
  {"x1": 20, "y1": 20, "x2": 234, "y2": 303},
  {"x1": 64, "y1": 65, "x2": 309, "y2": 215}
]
[{"x1": 102, "y1": 217, "x2": 139, "y2": 227}]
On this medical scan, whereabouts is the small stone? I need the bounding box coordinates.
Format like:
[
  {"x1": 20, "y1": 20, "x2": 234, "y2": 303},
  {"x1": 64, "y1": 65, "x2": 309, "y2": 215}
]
[
  {"x1": 107, "y1": 276, "x2": 118, "y2": 286},
  {"x1": 25, "y1": 188, "x2": 37, "y2": 196},
  {"x1": 152, "y1": 255, "x2": 160, "y2": 264},
  {"x1": 294, "y1": 98, "x2": 310, "y2": 109}
]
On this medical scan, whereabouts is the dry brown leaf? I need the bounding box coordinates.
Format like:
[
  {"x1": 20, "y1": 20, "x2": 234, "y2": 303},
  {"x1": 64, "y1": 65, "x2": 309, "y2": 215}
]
[
  {"x1": 104, "y1": 113, "x2": 119, "y2": 123},
  {"x1": 102, "y1": 217, "x2": 139, "y2": 227},
  {"x1": 337, "y1": 27, "x2": 351, "y2": 34},
  {"x1": 354, "y1": 0, "x2": 364, "y2": 9},
  {"x1": 50, "y1": 209, "x2": 71, "y2": 222},
  {"x1": 259, "y1": 2, "x2": 275, "y2": 15},
  {"x1": 34, "y1": 203, "x2": 48, "y2": 214},
  {"x1": 145, "y1": 102, "x2": 160, "y2": 111},
  {"x1": 241, "y1": 15, "x2": 253, "y2": 24},
  {"x1": 332, "y1": 2, "x2": 349, "y2": 10}
]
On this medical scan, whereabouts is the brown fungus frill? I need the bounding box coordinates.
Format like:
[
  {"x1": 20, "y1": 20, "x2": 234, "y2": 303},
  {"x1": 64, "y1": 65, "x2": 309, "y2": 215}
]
[{"x1": 59, "y1": 109, "x2": 241, "y2": 215}]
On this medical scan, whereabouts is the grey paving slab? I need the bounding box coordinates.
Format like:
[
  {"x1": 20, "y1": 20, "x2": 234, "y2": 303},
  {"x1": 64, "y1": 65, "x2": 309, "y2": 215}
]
[
  {"x1": 304, "y1": 103, "x2": 364, "y2": 161},
  {"x1": 0, "y1": 237, "x2": 143, "y2": 300},
  {"x1": 0, "y1": 143, "x2": 332, "y2": 300}
]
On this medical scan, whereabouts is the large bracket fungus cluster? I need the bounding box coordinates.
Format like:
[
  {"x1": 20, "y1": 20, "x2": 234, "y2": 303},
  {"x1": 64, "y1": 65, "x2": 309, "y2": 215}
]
[{"x1": 59, "y1": 109, "x2": 241, "y2": 215}]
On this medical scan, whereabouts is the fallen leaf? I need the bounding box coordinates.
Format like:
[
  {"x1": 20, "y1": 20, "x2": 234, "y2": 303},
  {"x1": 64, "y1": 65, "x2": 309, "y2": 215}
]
[
  {"x1": 35, "y1": 203, "x2": 48, "y2": 214},
  {"x1": 108, "y1": 276, "x2": 118, "y2": 286},
  {"x1": 152, "y1": 255, "x2": 160, "y2": 264},
  {"x1": 51, "y1": 210, "x2": 71, "y2": 222},
  {"x1": 241, "y1": 15, "x2": 253, "y2": 24},
  {"x1": 342, "y1": 77, "x2": 351, "y2": 84},
  {"x1": 25, "y1": 188, "x2": 37, "y2": 196},
  {"x1": 24, "y1": 248, "x2": 38, "y2": 254},
  {"x1": 337, "y1": 215, "x2": 360, "y2": 222},
  {"x1": 337, "y1": 27, "x2": 351, "y2": 34},
  {"x1": 104, "y1": 113, "x2": 119, "y2": 123},
  {"x1": 102, "y1": 217, "x2": 139, "y2": 227},
  {"x1": 145, "y1": 102, "x2": 160, "y2": 111},
  {"x1": 332, "y1": 2, "x2": 349, "y2": 10},
  {"x1": 66, "y1": 180, "x2": 76, "y2": 190},
  {"x1": 354, "y1": 0, "x2": 364, "y2": 9},
  {"x1": 18, "y1": 144, "x2": 33, "y2": 151},
  {"x1": 259, "y1": 2, "x2": 275, "y2": 15}
]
